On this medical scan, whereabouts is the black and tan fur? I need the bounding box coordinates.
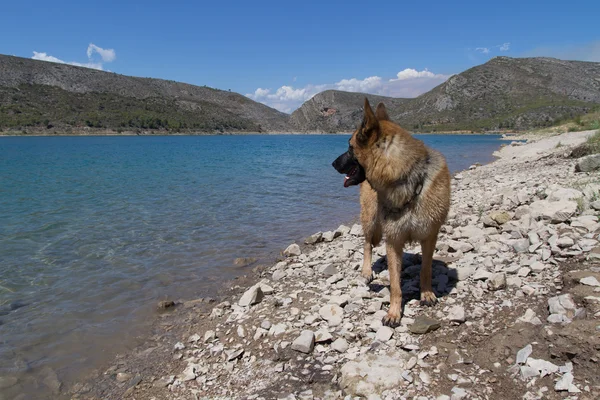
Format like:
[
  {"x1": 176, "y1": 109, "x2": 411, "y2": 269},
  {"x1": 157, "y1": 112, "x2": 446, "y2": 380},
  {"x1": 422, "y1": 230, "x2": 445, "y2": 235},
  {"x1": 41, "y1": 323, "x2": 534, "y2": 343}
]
[{"x1": 332, "y1": 99, "x2": 451, "y2": 327}]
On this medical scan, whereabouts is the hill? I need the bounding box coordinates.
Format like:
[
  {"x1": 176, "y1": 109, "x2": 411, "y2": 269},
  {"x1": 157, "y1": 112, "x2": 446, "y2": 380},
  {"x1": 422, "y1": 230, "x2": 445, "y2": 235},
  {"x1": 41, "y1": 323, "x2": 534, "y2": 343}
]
[
  {"x1": 291, "y1": 57, "x2": 600, "y2": 132},
  {"x1": 289, "y1": 90, "x2": 410, "y2": 133},
  {"x1": 0, "y1": 55, "x2": 290, "y2": 134}
]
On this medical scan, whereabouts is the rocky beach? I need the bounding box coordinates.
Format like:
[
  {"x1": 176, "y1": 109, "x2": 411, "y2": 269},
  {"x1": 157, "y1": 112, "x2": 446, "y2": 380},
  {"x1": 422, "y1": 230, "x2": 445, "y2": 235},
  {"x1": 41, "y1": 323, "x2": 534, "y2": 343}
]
[{"x1": 66, "y1": 130, "x2": 600, "y2": 400}]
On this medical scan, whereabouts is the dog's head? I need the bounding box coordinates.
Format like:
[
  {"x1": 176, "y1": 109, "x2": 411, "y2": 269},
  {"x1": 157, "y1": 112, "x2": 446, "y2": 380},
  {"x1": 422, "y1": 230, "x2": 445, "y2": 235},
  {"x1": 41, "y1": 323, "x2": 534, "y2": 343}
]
[{"x1": 332, "y1": 98, "x2": 389, "y2": 187}]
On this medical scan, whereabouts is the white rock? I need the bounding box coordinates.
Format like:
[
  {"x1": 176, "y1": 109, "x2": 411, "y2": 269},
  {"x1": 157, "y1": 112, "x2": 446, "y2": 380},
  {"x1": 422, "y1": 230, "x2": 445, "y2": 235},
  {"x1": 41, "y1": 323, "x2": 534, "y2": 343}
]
[
  {"x1": 269, "y1": 323, "x2": 287, "y2": 336},
  {"x1": 516, "y1": 344, "x2": 532, "y2": 364},
  {"x1": 319, "y1": 264, "x2": 338, "y2": 276},
  {"x1": 487, "y1": 273, "x2": 506, "y2": 291},
  {"x1": 188, "y1": 333, "x2": 201, "y2": 343},
  {"x1": 529, "y1": 200, "x2": 577, "y2": 223},
  {"x1": 291, "y1": 330, "x2": 315, "y2": 354},
  {"x1": 580, "y1": 276, "x2": 600, "y2": 287},
  {"x1": 526, "y1": 358, "x2": 558, "y2": 377},
  {"x1": 339, "y1": 354, "x2": 408, "y2": 397},
  {"x1": 517, "y1": 309, "x2": 543, "y2": 325},
  {"x1": 530, "y1": 261, "x2": 546, "y2": 272},
  {"x1": 448, "y1": 305, "x2": 466, "y2": 323},
  {"x1": 472, "y1": 269, "x2": 492, "y2": 281},
  {"x1": 331, "y1": 338, "x2": 349, "y2": 353},
  {"x1": 238, "y1": 284, "x2": 264, "y2": 307},
  {"x1": 284, "y1": 243, "x2": 301, "y2": 257},
  {"x1": 375, "y1": 326, "x2": 394, "y2": 342},
  {"x1": 315, "y1": 329, "x2": 333, "y2": 343},
  {"x1": 329, "y1": 294, "x2": 350, "y2": 307},
  {"x1": 319, "y1": 304, "x2": 344, "y2": 326},
  {"x1": 554, "y1": 372, "x2": 573, "y2": 391},
  {"x1": 350, "y1": 224, "x2": 363, "y2": 236},
  {"x1": 173, "y1": 342, "x2": 185, "y2": 351},
  {"x1": 272, "y1": 270, "x2": 286, "y2": 281}
]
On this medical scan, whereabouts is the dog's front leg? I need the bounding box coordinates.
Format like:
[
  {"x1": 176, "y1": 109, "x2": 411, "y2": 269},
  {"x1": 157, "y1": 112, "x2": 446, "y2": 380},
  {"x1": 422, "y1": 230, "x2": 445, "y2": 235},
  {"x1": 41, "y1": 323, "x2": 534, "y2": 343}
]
[{"x1": 382, "y1": 238, "x2": 405, "y2": 328}]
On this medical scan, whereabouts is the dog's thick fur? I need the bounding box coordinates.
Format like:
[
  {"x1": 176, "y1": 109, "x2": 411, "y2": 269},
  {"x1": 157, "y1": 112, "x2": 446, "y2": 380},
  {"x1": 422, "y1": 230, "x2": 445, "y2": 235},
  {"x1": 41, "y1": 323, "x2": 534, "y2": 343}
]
[{"x1": 332, "y1": 99, "x2": 451, "y2": 327}]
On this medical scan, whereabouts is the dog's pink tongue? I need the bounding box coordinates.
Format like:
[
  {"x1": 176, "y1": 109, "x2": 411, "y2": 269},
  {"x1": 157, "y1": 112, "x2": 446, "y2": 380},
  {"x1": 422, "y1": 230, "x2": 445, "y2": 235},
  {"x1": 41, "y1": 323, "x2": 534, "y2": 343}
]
[{"x1": 343, "y1": 176, "x2": 350, "y2": 187}]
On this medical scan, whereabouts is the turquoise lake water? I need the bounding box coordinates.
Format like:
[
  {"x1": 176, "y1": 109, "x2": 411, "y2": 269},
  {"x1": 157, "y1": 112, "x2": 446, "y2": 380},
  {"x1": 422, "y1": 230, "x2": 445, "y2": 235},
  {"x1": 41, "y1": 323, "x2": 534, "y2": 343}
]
[{"x1": 0, "y1": 134, "x2": 501, "y2": 396}]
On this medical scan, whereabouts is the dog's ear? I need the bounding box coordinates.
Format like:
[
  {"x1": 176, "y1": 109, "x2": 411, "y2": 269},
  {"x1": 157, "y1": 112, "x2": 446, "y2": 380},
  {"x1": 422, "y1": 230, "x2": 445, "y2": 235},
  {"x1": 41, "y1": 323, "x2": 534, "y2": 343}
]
[
  {"x1": 375, "y1": 102, "x2": 390, "y2": 121},
  {"x1": 358, "y1": 98, "x2": 379, "y2": 143}
]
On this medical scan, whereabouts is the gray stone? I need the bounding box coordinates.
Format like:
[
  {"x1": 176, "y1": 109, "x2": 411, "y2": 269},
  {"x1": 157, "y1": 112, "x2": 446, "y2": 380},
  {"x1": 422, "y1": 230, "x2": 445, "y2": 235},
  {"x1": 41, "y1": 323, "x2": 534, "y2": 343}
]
[
  {"x1": 530, "y1": 261, "x2": 546, "y2": 272},
  {"x1": 557, "y1": 237, "x2": 575, "y2": 248},
  {"x1": 340, "y1": 354, "x2": 408, "y2": 397},
  {"x1": 410, "y1": 316, "x2": 441, "y2": 334},
  {"x1": 315, "y1": 329, "x2": 333, "y2": 343},
  {"x1": 516, "y1": 344, "x2": 532, "y2": 364},
  {"x1": 226, "y1": 348, "x2": 244, "y2": 361},
  {"x1": 554, "y1": 372, "x2": 574, "y2": 391},
  {"x1": 513, "y1": 238, "x2": 530, "y2": 253},
  {"x1": 350, "y1": 224, "x2": 363, "y2": 236},
  {"x1": 548, "y1": 294, "x2": 577, "y2": 317},
  {"x1": 305, "y1": 232, "x2": 323, "y2": 245},
  {"x1": 517, "y1": 309, "x2": 543, "y2": 325},
  {"x1": 456, "y1": 266, "x2": 476, "y2": 280},
  {"x1": 269, "y1": 323, "x2": 287, "y2": 336},
  {"x1": 284, "y1": 243, "x2": 301, "y2": 257},
  {"x1": 319, "y1": 304, "x2": 344, "y2": 326},
  {"x1": 329, "y1": 294, "x2": 349, "y2": 307},
  {"x1": 291, "y1": 330, "x2": 315, "y2": 354},
  {"x1": 520, "y1": 366, "x2": 539, "y2": 379},
  {"x1": 448, "y1": 305, "x2": 466, "y2": 323},
  {"x1": 547, "y1": 314, "x2": 572, "y2": 324},
  {"x1": 575, "y1": 154, "x2": 600, "y2": 172},
  {"x1": 517, "y1": 267, "x2": 531, "y2": 277},
  {"x1": 591, "y1": 200, "x2": 600, "y2": 211},
  {"x1": 272, "y1": 268, "x2": 287, "y2": 281},
  {"x1": 238, "y1": 284, "x2": 264, "y2": 307},
  {"x1": 319, "y1": 264, "x2": 338, "y2": 276},
  {"x1": 487, "y1": 273, "x2": 506, "y2": 291},
  {"x1": 375, "y1": 326, "x2": 394, "y2": 342},
  {"x1": 580, "y1": 276, "x2": 600, "y2": 287},
  {"x1": 188, "y1": 333, "x2": 201, "y2": 343},
  {"x1": 547, "y1": 187, "x2": 584, "y2": 202},
  {"x1": 331, "y1": 337, "x2": 349, "y2": 353},
  {"x1": 529, "y1": 200, "x2": 577, "y2": 223},
  {"x1": 526, "y1": 358, "x2": 559, "y2": 377},
  {"x1": 322, "y1": 231, "x2": 335, "y2": 242},
  {"x1": 472, "y1": 269, "x2": 492, "y2": 281}
]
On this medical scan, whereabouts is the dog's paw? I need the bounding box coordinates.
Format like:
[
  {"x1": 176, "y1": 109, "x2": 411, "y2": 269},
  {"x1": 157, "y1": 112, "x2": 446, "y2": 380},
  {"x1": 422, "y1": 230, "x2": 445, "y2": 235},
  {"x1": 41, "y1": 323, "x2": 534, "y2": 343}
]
[
  {"x1": 382, "y1": 312, "x2": 402, "y2": 328},
  {"x1": 420, "y1": 291, "x2": 438, "y2": 307},
  {"x1": 360, "y1": 271, "x2": 374, "y2": 285}
]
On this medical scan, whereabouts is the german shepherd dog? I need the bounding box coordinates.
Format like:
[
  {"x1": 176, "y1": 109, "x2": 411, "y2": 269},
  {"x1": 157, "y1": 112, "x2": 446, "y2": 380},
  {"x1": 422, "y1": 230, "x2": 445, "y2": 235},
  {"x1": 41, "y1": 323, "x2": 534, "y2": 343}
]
[{"x1": 332, "y1": 99, "x2": 450, "y2": 327}]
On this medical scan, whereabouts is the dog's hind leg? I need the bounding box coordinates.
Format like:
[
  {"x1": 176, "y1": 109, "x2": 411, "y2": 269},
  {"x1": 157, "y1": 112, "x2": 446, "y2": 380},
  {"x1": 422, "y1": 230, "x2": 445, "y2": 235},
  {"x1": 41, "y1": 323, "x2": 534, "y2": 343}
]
[{"x1": 419, "y1": 233, "x2": 439, "y2": 306}]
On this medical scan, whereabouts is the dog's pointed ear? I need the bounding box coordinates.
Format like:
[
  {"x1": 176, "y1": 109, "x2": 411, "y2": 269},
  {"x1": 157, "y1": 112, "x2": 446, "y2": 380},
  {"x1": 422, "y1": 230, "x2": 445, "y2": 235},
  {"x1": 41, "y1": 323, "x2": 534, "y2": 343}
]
[
  {"x1": 375, "y1": 102, "x2": 390, "y2": 121},
  {"x1": 358, "y1": 98, "x2": 379, "y2": 143}
]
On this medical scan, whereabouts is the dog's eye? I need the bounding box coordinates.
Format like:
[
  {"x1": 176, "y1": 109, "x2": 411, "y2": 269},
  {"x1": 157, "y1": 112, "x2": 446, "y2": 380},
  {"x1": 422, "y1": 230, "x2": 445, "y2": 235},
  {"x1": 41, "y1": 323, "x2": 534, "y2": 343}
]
[{"x1": 348, "y1": 145, "x2": 354, "y2": 156}]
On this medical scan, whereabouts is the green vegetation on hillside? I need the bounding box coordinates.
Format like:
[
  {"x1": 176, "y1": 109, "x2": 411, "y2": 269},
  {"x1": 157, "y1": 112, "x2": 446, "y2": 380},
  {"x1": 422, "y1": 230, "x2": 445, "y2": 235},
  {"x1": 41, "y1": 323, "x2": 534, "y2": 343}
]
[{"x1": 0, "y1": 84, "x2": 261, "y2": 133}]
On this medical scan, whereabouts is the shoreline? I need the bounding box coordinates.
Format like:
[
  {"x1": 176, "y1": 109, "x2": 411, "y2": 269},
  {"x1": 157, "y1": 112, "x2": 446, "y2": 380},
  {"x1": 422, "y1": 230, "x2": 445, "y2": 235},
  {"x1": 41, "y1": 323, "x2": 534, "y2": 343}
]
[
  {"x1": 8, "y1": 130, "x2": 600, "y2": 399},
  {"x1": 71, "y1": 129, "x2": 599, "y2": 399},
  {"x1": 0, "y1": 130, "x2": 514, "y2": 137}
]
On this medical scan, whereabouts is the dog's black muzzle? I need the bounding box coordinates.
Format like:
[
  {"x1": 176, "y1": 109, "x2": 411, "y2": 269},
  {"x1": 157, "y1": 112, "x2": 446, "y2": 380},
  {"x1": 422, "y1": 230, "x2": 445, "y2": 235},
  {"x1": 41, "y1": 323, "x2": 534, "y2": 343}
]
[{"x1": 332, "y1": 151, "x2": 366, "y2": 187}]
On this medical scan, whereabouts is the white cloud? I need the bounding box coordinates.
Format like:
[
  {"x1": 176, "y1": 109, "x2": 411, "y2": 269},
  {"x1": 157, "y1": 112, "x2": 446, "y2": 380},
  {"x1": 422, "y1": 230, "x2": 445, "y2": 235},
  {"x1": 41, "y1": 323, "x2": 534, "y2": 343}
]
[
  {"x1": 247, "y1": 68, "x2": 450, "y2": 113},
  {"x1": 499, "y1": 42, "x2": 510, "y2": 51},
  {"x1": 475, "y1": 47, "x2": 491, "y2": 54},
  {"x1": 87, "y1": 43, "x2": 116, "y2": 62},
  {"x1": 31, "y1": 43, "x2": 116, "y2": 71}
]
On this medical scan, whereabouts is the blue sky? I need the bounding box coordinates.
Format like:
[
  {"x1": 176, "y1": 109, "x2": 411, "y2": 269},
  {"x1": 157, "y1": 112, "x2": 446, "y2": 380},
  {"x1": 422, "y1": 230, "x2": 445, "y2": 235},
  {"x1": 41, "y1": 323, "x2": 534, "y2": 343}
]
[{"x1": 1, "y1": 0, "x2": 599, "y2": 112}]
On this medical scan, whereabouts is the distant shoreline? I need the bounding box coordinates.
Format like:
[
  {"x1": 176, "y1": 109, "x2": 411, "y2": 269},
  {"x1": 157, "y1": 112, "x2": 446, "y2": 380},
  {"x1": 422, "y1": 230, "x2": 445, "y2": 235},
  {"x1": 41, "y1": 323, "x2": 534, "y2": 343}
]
[{"x1": 0, "y1": 130, "x2": 516, "y2": 137}]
